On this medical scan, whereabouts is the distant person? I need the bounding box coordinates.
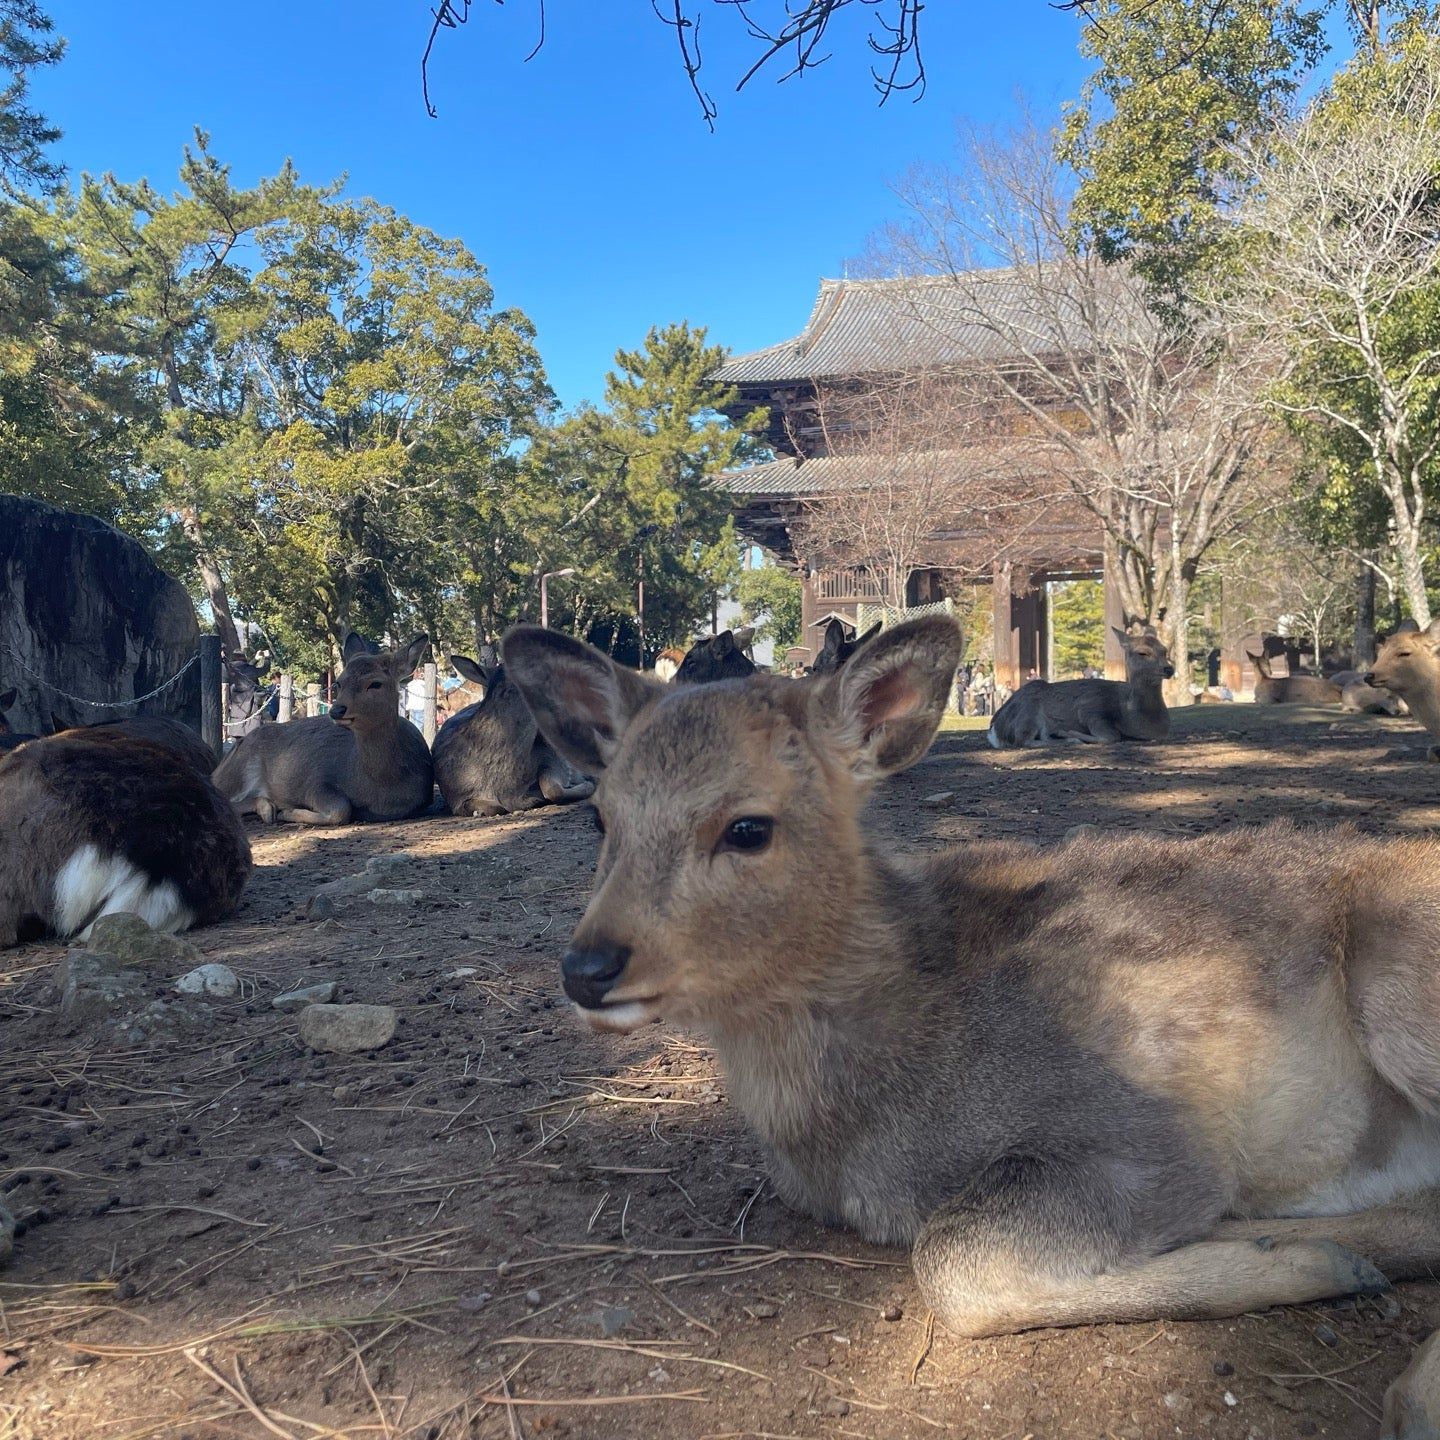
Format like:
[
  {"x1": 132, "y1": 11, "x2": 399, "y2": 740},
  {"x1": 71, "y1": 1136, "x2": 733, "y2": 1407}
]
[{"x1": 405, "y1": 672, "x2": 427, "y2": 729}]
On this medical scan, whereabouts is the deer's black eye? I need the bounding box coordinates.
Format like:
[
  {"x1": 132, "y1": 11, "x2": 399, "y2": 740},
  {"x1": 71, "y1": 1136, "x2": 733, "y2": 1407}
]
[
  {"x1": 718, "y1": 817, "x2": 773, "y2": 854},
  {"x1": 367, "y1": 680, "x2": 384, "y2": 690},
  {"x1": 591, "y1": 806, "x2": 606, "y2": 836}
]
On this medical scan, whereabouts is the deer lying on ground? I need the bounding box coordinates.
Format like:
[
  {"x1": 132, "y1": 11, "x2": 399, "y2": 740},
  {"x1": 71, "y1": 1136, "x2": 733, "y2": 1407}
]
[
  {"x1": 53, "y1": 715, "x2": 218, "y2": 776},
  {"x1": 1248, "y1": 650, "x2": 1342, "y2": 706},
  {"x1": 214, "y1": 634, "x2": 433, "y2": 825},
  {"x1": 1328, "y1": 670, "x2": 1404, "y2": 716},
  {"x1": 811, "y1": 618, "x2": 882, "y2": 675},
  {"x1": 987, "y1": 626, "x2": 1173, "y2": 747},
  {"x1": 503, "y1": 613, "x2": 1440, "y2": 1424},
  {"x1": 432, "y1": 652, "x2": 593, "y2": 817},
  {"x1": 674, "y1": 631, "x2": 755, "y2": 684},
  {"x1": 0, "y1": 725, "x2": 251, "y2": 947},
  {"x1": 1367, "y1": 619, "x2": 1440, "y2": 759}
]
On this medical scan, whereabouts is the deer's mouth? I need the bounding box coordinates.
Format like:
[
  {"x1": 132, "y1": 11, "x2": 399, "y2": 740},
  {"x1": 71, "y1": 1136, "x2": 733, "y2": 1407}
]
[{"x1": 573, "y1": 996, "x2": 662, "y2": 1033}]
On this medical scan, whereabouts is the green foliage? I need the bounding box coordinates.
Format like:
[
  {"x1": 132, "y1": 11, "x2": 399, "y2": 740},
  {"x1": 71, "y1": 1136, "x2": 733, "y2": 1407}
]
[
  {"x1": 736, "y1": 563, "x2": 802, "y2": 650},
  {"x1": 0, "y1": 1, "x2": 63, "y2": 197},
  {"x1": 1060, "y1": 0, "x2": 1326, "y2": 297},
  {"x1": 1049, "y1": 580, "x2": 1106, "y2": 677}
]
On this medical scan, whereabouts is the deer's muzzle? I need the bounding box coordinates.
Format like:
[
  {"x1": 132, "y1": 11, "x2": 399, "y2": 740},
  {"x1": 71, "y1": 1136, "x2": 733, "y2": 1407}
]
[{"x1": 562, "y1": 940, "x2": 631, "y2": 1010}]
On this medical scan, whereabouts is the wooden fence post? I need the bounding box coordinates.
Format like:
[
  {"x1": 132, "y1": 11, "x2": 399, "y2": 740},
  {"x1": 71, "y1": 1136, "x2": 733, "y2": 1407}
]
[
  {"x1": 305, "y1": 682, "x2": 321, "y2": 718},
  {"x1": 199, "y1": 635, "x2": 223, "y2": 759},
  {"x1": 422, "y1": 661, "x2": 438, "y2": 745},
  {"x1": 278, "y1": 673, "x2": 294, "y2": 722}
]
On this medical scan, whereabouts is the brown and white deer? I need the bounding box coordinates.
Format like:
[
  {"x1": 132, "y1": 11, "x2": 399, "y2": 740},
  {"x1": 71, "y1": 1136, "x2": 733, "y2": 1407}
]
[
  {"x1": 0, "y1": 724, "x2": 251, "y2": 947},
  {"x1": 987, "y1": 625, "x2": 1173, "y2": 747},
  {"x1": 214, "y1": 634, "x2": 433, "y2": 825},
  {"x1": 1367, "y1": 620, "x2": 1440, "y2": 759},
  {"x1": 503, "y1": 614, "x2": 1440, "y2": 1423}
]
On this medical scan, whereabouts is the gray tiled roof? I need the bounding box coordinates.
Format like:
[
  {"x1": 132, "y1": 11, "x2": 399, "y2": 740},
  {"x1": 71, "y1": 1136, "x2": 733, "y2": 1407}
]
[
  {"x1": 716, "y1": 449, "x2": 992, "y2": 499},
  {"x1": 714, "y1": 273, "x2": 1093, "y2": 386}
]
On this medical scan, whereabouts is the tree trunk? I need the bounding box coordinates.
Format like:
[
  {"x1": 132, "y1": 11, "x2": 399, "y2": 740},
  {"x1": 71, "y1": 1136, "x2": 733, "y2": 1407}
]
[
  {"x1": 1397, "y1": 524, "x2": 1432, "y2": 627},
  {"x1": 1165, "y1": 532, "x2": 1190, "y2": 707},
  {"x1": 177, "y1": 505, "x2": 244, "y2": 658},
  {"x1": 1354, "y1": 562, "x2": 1376, "y2": 667}
]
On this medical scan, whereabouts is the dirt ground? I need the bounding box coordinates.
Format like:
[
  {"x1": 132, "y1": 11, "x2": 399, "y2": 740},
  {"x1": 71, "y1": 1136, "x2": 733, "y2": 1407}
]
[{"x1": 4, "y1": 703, "x2": 1440, "y2": 1440}]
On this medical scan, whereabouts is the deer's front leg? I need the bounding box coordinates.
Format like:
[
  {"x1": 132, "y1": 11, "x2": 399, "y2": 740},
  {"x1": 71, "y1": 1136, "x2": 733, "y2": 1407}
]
[{"x1": 912, "y1": 1155, "x2": 1387, "y2": 1337}]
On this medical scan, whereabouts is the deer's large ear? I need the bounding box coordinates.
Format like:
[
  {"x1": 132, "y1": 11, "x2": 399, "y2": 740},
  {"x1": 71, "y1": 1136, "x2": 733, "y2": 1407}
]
[
  {"x1": 1112, "y1": 626, "x2": 1134, "y2": 648},
  {"x1": 1424, "y1": 618, "x2": 1440, "y2": 646},
  {"x1": 0, "y1": 689, "x2": 14, "y2": 711},
  {"x1": 503, "y1": 626, "x2": 662, "y2": 773},
  {"x1": 342, "y1": 632, "x2": 378, "y2": 663},
  {"x1": 823, "y1": 615, "x2": 962, "y2": 782},
  {"x1": 392, "y1": 634, "x2": 430, "y2": 679}
]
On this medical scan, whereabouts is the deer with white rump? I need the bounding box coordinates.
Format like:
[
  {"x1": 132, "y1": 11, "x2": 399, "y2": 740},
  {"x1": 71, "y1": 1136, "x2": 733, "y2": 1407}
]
[
  {"x1": 987, "y1": 625, "x2": 1173, "y2": 747},
  {"x1": 214, "y1": 634, "x2": 433, "y2": 825},
  {"x1": 0, "y1": 723, "x2": 250, "y2": 948},
  {"x1": 503, "y1": 613, "x2": 1440, "y2": 1428}
]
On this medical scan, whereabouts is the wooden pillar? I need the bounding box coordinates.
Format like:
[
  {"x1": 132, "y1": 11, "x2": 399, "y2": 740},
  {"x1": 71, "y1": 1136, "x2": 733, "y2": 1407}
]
[
  {"x1": 199, "y1": 635, "x2": 222, "y2": 760},
  {"x1": 278, "y1": 673, "x2": 294, "y2": 722},
  {"x1": 305, "y1": 682, "x2": 321, "y2": 718},
  {"x1": 1102, "y1": 557, "x2": 1127, "y2": 680},
  {"x1": 422, "y1": 661, "x2": 438, "y2": 745}
]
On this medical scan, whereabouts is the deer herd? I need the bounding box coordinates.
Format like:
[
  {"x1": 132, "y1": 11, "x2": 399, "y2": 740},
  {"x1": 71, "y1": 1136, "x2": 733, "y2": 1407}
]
[{"x1": 5, "y1": 611, "x2": 1440, "y2": 1433}]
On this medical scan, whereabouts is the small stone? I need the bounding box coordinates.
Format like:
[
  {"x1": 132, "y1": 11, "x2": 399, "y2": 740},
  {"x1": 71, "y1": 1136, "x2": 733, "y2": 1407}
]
[
  {"x1": 879, "y1": 1304, "x2": 903, "y2": 1322},
  {"x1": 1298, "y1": 1421, "x2": 1318, "y2": 1436},
  {"x1": 1314, "y1": 1323, "x2": 1339, "y2": 1347},
  {"x1": 87, "y1": 914, "x2": 201, "y2": 970},
  {"x1": 175, "y1": 964, "x2": 239, "y2": 998},
  {"x1": 749, "y1": 1301, "x2": 778, "y2": 1319},
  {"x1": 921, "y1": 791, "x2": 955, "y2": 807},
  {"x1": 54, "y1": 950, "x2": 147, "y2": 1019},
  {"x1": 272, "y1": 982, "x2": 337, "y2": 1012},
  {"x1": 298, "y1": 1004, "x2": 398, "y2": 1054},
  {"x1": 820, "y1": 1396, "x2": 850, "y2": 1418},
  {"x1": 1213, "y1": 1359, "x2": 1235, "y2": 1377},
  {"x1": 448, "y1": 967, "x2": 477, "y2": 979},
  {"x1": 525, "y1": 1288, "x2": 542, "y2": 1306},
  {"x1": 366, "y1": 888, "x2": 424, "y2": 908},
  {"x1": 456, "y1": 1291, "x2": 492, "y2": 1312},
  {"x1": 1375, "y1": 1293, "x2": 1403, "y2": 1320},
  {"x1": 1224, "y1": 1391, "x2": 1238, "y2": 1407},
  {"x1": 598, "y1": 1306, "x2": 634, "y2": 1337}
]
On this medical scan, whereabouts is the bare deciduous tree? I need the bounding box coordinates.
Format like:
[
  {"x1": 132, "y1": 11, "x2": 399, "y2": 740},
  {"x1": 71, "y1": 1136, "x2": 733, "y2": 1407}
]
[
  {"x1": 871, "y1": 119, "x2": 1281, "y2": 699},
  {"x1": 1225, "y1": 31, "x2": 1440, "y2": 627},
  {"x1": 791, "y1": 366, "x2": 1060, "y2": 612}
]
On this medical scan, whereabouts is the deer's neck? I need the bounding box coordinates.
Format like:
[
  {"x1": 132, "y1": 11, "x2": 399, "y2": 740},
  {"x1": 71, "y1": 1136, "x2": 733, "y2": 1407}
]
[
  {"x1": 1402, "y1": 682, "x2": 1440, "y2": 740},
  {"x1": 709, "y1": 849, "x2": 920, "y2": 1147},
  {"x1": 1121, "y1": 673, "x2": 1166, "y2": 718},
  {"x1": 350, "y1": 714, "x2": 407, "y2": 777}
]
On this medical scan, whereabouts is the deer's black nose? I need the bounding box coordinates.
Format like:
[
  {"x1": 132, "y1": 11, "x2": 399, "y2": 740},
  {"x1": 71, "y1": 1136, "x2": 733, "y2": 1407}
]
[
  {"x1": 330, "y1": 704, "x2": 348, "y2": 719},
  {"x1": 1364, "y1": 672, "x2": 1378, "y2": 686},
  {"x1": 562, "y1": 941, "x2": 631, "y2": 1010},
  {"x1": 1163, "y1": 665, "x2": 1176, "y2": 678}
]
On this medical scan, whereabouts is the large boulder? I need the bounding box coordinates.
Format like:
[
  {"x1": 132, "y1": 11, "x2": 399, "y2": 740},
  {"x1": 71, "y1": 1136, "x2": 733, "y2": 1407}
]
[{"x1": 0, "y1": 495, "x2": 200, "y2": 735}]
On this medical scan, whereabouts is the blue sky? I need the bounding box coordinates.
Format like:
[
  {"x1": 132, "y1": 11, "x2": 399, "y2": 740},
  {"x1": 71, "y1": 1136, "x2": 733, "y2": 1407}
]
[{"x1": 35, "y1": 4, "x2": 1096, "y2": 409}]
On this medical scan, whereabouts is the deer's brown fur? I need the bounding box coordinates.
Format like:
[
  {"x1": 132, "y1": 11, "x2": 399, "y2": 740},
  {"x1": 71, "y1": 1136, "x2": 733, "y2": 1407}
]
[
  {"x1": 1368, "y1": 620, "x2": 1440, "y2": 759},
  {"x1": 0, "y1": 728, "x2": 251, "y2": 947},
  {"x1": 503, "y1": 614, "x2": 1440, "y2": 1349},
  {"x1": 988, "y1": 626, "x2": 1174, "y2": 747},
  {"x1": 1248, "y1": 650, "x2": 1343, "y2": 706},
  {"x1": 214, "y1": 634, "x2": 433, "y2": 825}
]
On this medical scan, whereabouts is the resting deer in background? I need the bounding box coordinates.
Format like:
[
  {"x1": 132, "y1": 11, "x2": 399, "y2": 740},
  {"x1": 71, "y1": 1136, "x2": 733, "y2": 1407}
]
[
  {"x1": 214, "y1": 634, "x2": 433, "y2": 825},
  {"x1": 811, "y1": 617, "x2": 882, "y2": 675},
  {"x1": 441, "y1": 645, "x2": 498, "y2": 718},
  {"x1": 432, "y1": 651, "x2": 593, "y2": 817},
  {"x1": 674, "y1": 630, "x2": 756, "y2": 684},
  {"x1": 1248, "y1": 650, "x2": 1343, "y2": 706},
  {"x1": 987, "y1": 626, "x2": 1173, "y2": 747},
  {"x1": 1368, "y1": 619, "x2": 1440, "y2": 759},
  {"x1": 502, "y1": 613, "x2": 1440, "y2": 1424},
  {"x1": 0, "y1": 725, "x2": 251, "y2": 948}
]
